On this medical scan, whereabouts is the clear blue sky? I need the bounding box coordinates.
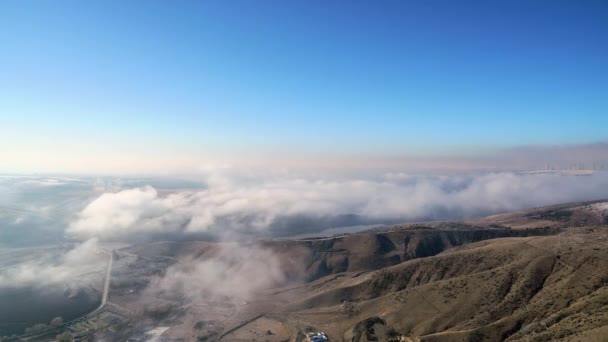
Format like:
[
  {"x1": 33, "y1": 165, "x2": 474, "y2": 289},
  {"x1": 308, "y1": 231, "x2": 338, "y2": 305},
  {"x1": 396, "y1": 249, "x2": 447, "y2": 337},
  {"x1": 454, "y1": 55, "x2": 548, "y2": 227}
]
[{"x1": 1, "y1": 0, "x2": 607, "y2": 172}]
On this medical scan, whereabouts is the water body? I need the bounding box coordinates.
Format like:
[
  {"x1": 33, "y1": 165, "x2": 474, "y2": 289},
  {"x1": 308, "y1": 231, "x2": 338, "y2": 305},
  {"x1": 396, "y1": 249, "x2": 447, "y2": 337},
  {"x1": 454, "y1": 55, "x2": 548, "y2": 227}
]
[
  {"x1": 285, "y1": 224, "x2": 384, "y2": 240},
  {"x1": 0, "y1": 286, "x2": 100, "y2": 336}
]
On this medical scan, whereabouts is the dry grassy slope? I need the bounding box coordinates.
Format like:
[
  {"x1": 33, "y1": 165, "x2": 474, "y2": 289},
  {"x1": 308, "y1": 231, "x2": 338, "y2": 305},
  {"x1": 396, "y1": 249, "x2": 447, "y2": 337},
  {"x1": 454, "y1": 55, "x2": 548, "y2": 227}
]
[
  {"x1": 469, "y1": 200, "x2": 608, "y2": 229},
  {"x1": 114, "y1": 202, "x2": 608, "y2": 342},
  {"x1": 288, "y1": 228, "x2": 608, "y2": 342},
  {"x1": 268, "y1": 200, "x2": 608, "y2": 283},
  {"x1": 264, "y1": 227, "x2": 559, "y2": 282},
  {"x1": 121, "y1": 227, "x2": 561, "y2": 288}
]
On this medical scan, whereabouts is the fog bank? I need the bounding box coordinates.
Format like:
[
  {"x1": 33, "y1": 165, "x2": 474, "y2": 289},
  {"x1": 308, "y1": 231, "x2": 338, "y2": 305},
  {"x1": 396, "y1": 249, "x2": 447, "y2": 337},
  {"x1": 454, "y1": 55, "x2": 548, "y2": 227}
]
[{"x1": 68, "y1": 172, "x2": 608, "y2": 240}]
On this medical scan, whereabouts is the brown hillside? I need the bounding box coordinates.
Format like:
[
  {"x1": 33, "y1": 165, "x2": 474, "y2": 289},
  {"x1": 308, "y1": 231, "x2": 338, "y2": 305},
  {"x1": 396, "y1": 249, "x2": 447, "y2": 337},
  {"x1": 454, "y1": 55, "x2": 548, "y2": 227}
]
[
  {"x1": 265, "y1": 227, "x2": 559, "y2": 282},
  {"x1": 286, "y1": 228, "x2": 608, "y2": 341}
]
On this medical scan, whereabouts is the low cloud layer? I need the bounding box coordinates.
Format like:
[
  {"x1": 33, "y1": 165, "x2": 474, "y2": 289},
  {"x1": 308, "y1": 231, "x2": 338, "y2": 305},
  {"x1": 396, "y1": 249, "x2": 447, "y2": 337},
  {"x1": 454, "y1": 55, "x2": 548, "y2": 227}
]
[
  {"x1": 67, "y1": 171, "x2": 608, "y2": 240},
  {"x1": 145, "y1": 242, "x2": 285, "y2": 304},
  {"x1": 0, "y1": 239, "x2": 105, "y2": 288}
]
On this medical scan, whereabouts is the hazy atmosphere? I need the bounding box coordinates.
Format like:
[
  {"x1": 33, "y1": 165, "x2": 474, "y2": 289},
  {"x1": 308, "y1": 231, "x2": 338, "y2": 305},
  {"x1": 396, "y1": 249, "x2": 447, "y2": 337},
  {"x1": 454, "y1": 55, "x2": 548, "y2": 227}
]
[{"x1": 1, "y1": 0, "x2": 607, "y2": 174}]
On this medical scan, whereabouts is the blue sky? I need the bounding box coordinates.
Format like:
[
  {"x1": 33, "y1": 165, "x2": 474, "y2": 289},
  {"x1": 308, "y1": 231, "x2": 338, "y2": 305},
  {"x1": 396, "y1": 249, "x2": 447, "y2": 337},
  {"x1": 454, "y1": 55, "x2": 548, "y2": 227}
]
[{"x1": 1, "y1": 0, "x2": 607, "y2": 172}]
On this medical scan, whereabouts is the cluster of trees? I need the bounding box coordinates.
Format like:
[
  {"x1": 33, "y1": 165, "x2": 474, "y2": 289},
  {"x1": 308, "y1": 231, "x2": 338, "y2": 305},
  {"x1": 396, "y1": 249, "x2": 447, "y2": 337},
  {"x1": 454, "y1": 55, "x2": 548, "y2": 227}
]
[
  {"x1": 24, "y1": 316, "x2": 63, "y2": 334},
  {"x1": 339, "y1": 300, "x2": 360, "y2": 316}
]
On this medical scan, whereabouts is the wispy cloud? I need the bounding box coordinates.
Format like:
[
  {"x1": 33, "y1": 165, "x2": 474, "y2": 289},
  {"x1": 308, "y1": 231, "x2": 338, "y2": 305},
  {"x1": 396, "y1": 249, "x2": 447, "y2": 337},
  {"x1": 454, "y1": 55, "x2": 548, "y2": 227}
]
[
  {"x1": 0, "y1": 239, "x2": 105, "y2": 288},
  {"x1": 145, "y1": 242, "x2": 285, "y2": 304}
]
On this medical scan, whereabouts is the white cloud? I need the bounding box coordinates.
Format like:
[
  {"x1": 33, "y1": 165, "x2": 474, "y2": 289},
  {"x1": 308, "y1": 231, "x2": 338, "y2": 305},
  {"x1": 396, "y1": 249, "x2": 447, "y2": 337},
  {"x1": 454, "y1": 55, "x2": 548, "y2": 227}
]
[
  {"x1": 20, "y1": 179, "x2": 68, "y2": 187},
  {"x1": 0, "y1": 239, "x2": 106, "y2": 288},
  {"x1": 146, "y1": 243, "x2": 285, "y2": 303},
  {"x1": 67, "y1": 172, "x2": 608, "y2": 240}
]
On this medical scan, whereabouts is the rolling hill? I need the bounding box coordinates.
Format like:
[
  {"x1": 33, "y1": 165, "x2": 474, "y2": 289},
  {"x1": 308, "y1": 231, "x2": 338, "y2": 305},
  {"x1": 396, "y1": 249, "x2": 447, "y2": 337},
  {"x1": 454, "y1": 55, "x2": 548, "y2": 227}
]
[{"x1": 102, "y1": 200, "x2": 608, "y2": 341}]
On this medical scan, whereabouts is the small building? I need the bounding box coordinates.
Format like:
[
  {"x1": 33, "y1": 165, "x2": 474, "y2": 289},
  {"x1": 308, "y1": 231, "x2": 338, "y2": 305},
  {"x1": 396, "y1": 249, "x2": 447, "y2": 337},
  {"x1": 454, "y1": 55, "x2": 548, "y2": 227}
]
[{"x1": 306, "y1": 332, "x2": 328, "y2": 342}]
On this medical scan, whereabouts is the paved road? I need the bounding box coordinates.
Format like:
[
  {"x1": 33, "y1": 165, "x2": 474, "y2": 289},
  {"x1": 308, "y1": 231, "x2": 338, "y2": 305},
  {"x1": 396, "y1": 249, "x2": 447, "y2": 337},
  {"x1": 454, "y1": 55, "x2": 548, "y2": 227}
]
[{"x1": 92, "y1": 248, "x2": 113, "y2": 314}]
